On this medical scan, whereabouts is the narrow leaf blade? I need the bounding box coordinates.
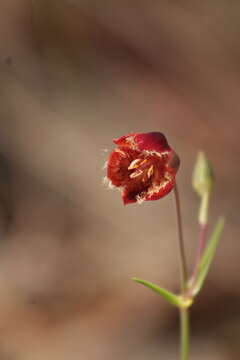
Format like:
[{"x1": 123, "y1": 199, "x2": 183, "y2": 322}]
[
  {"x1": 132, "y1": 277, "x2": 182, "y2": 307},
  {"x1": 193, "y1": 217, "x2": 225, "y2": 296}
]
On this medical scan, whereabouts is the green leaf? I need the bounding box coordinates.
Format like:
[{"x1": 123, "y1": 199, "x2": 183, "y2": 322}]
[
  {"x1": 192, "y1": 217, "x2": 225, "y2": 296},
  {"x1": 132, "y1": 277, "x2": 184, "y2": 308}
]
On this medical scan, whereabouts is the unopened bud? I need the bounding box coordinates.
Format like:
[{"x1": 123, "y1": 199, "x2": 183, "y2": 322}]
[{"x1": 192, "y1": 151, "x2": 214, "y2": 197}]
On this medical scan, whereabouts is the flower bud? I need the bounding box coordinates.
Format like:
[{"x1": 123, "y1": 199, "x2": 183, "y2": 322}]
[{"x1": 192, "y1": 151, "x2": 214, "y2": 197}]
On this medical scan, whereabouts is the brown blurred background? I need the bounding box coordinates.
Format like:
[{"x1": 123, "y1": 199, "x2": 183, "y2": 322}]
[{"x1": 0, "y1": 0, "x2": 239, "y2": 359}]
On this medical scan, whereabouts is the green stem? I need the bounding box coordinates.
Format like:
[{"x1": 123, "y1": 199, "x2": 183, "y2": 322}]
[
  {"x1": 189, "y1": 222, "x2": 208, "y2": 292},
  {"x1": 173, "y1": 184, "x2": 188, "y2": 292},
  {"x1": 180, "y1": 308, "x2": 190, "y2": 360},
  {"x1": 173, "y1": 183, "x2": 190, "y2": 360},
  {"x1": 189, "y1": 192, "x2": 210, "y2": 295},
  {"x1": 198, "y1": 192, "x2": 210, "y2": 226}
]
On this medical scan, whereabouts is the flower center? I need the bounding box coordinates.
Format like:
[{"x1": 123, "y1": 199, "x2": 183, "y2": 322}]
[{"x1": 128, "y1": 158, "x2": 156, "y2": 182}]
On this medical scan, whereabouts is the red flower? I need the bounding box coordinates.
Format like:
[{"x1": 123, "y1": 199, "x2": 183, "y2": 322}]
[{"x1": 106, "y1": 132, "x2": 180, "y2": 205}]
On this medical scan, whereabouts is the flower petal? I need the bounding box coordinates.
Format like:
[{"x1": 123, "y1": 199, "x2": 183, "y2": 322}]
[
  {"x1": 113, "y1": 133, "x2": 136, "y2": 147},
  {"x1": 145, "y1": 176, "x2": 175, "y2": 201},
  {"x1": 107, "y1": 147, "x2": 140, "y2": 187},
  {"x1": 134, "y1": 132, "x2": 170, "y2": 153},
  {"x1": 122, "y1": 181, "x2": 149, "y2": 205}
]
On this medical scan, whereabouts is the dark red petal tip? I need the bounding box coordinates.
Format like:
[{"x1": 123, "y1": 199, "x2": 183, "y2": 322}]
[
  {"x1": 166, "y1": 151, "x2": 180, "y2": 173},
  {"x1": 133, "y1": 132, "x2": 170, "y2": 153}
]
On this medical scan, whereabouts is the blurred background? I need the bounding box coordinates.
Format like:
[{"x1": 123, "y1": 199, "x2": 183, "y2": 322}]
[{"x1": 0, "y1": 0, "x2": 239, "y2": 359}]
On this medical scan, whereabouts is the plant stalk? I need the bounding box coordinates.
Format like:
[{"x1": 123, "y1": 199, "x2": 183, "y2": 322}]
[
  {"x1": 173, "y1": 184, "x2": 188, "y2": 292},
  {"x1": 180, "y1": 308, "x2": 190, "y2": 360},
  {"x1": 190, "y1": 223, "x2": 208, "y2": 289},
  {"x1": 189, "y1": 192, "x2": 210, "y2": 294},
  {"x1": 173, "y1": 183, "x2": 190, "y2": 360}
]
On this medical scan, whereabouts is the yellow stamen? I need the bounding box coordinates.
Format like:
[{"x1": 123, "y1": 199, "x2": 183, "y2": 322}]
[
  {"x1": 147, "y1": 165, "x2": 154, "y2": 178},
  {"x1": 130, "y1": 169, "x2": 143, "y2": 178},
  {"x1": 115, "y1": 149, "x2": 127, "y2": 156},
  {"x1": 128, "y1": 158, "x2": 142, "y2": 170}
]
